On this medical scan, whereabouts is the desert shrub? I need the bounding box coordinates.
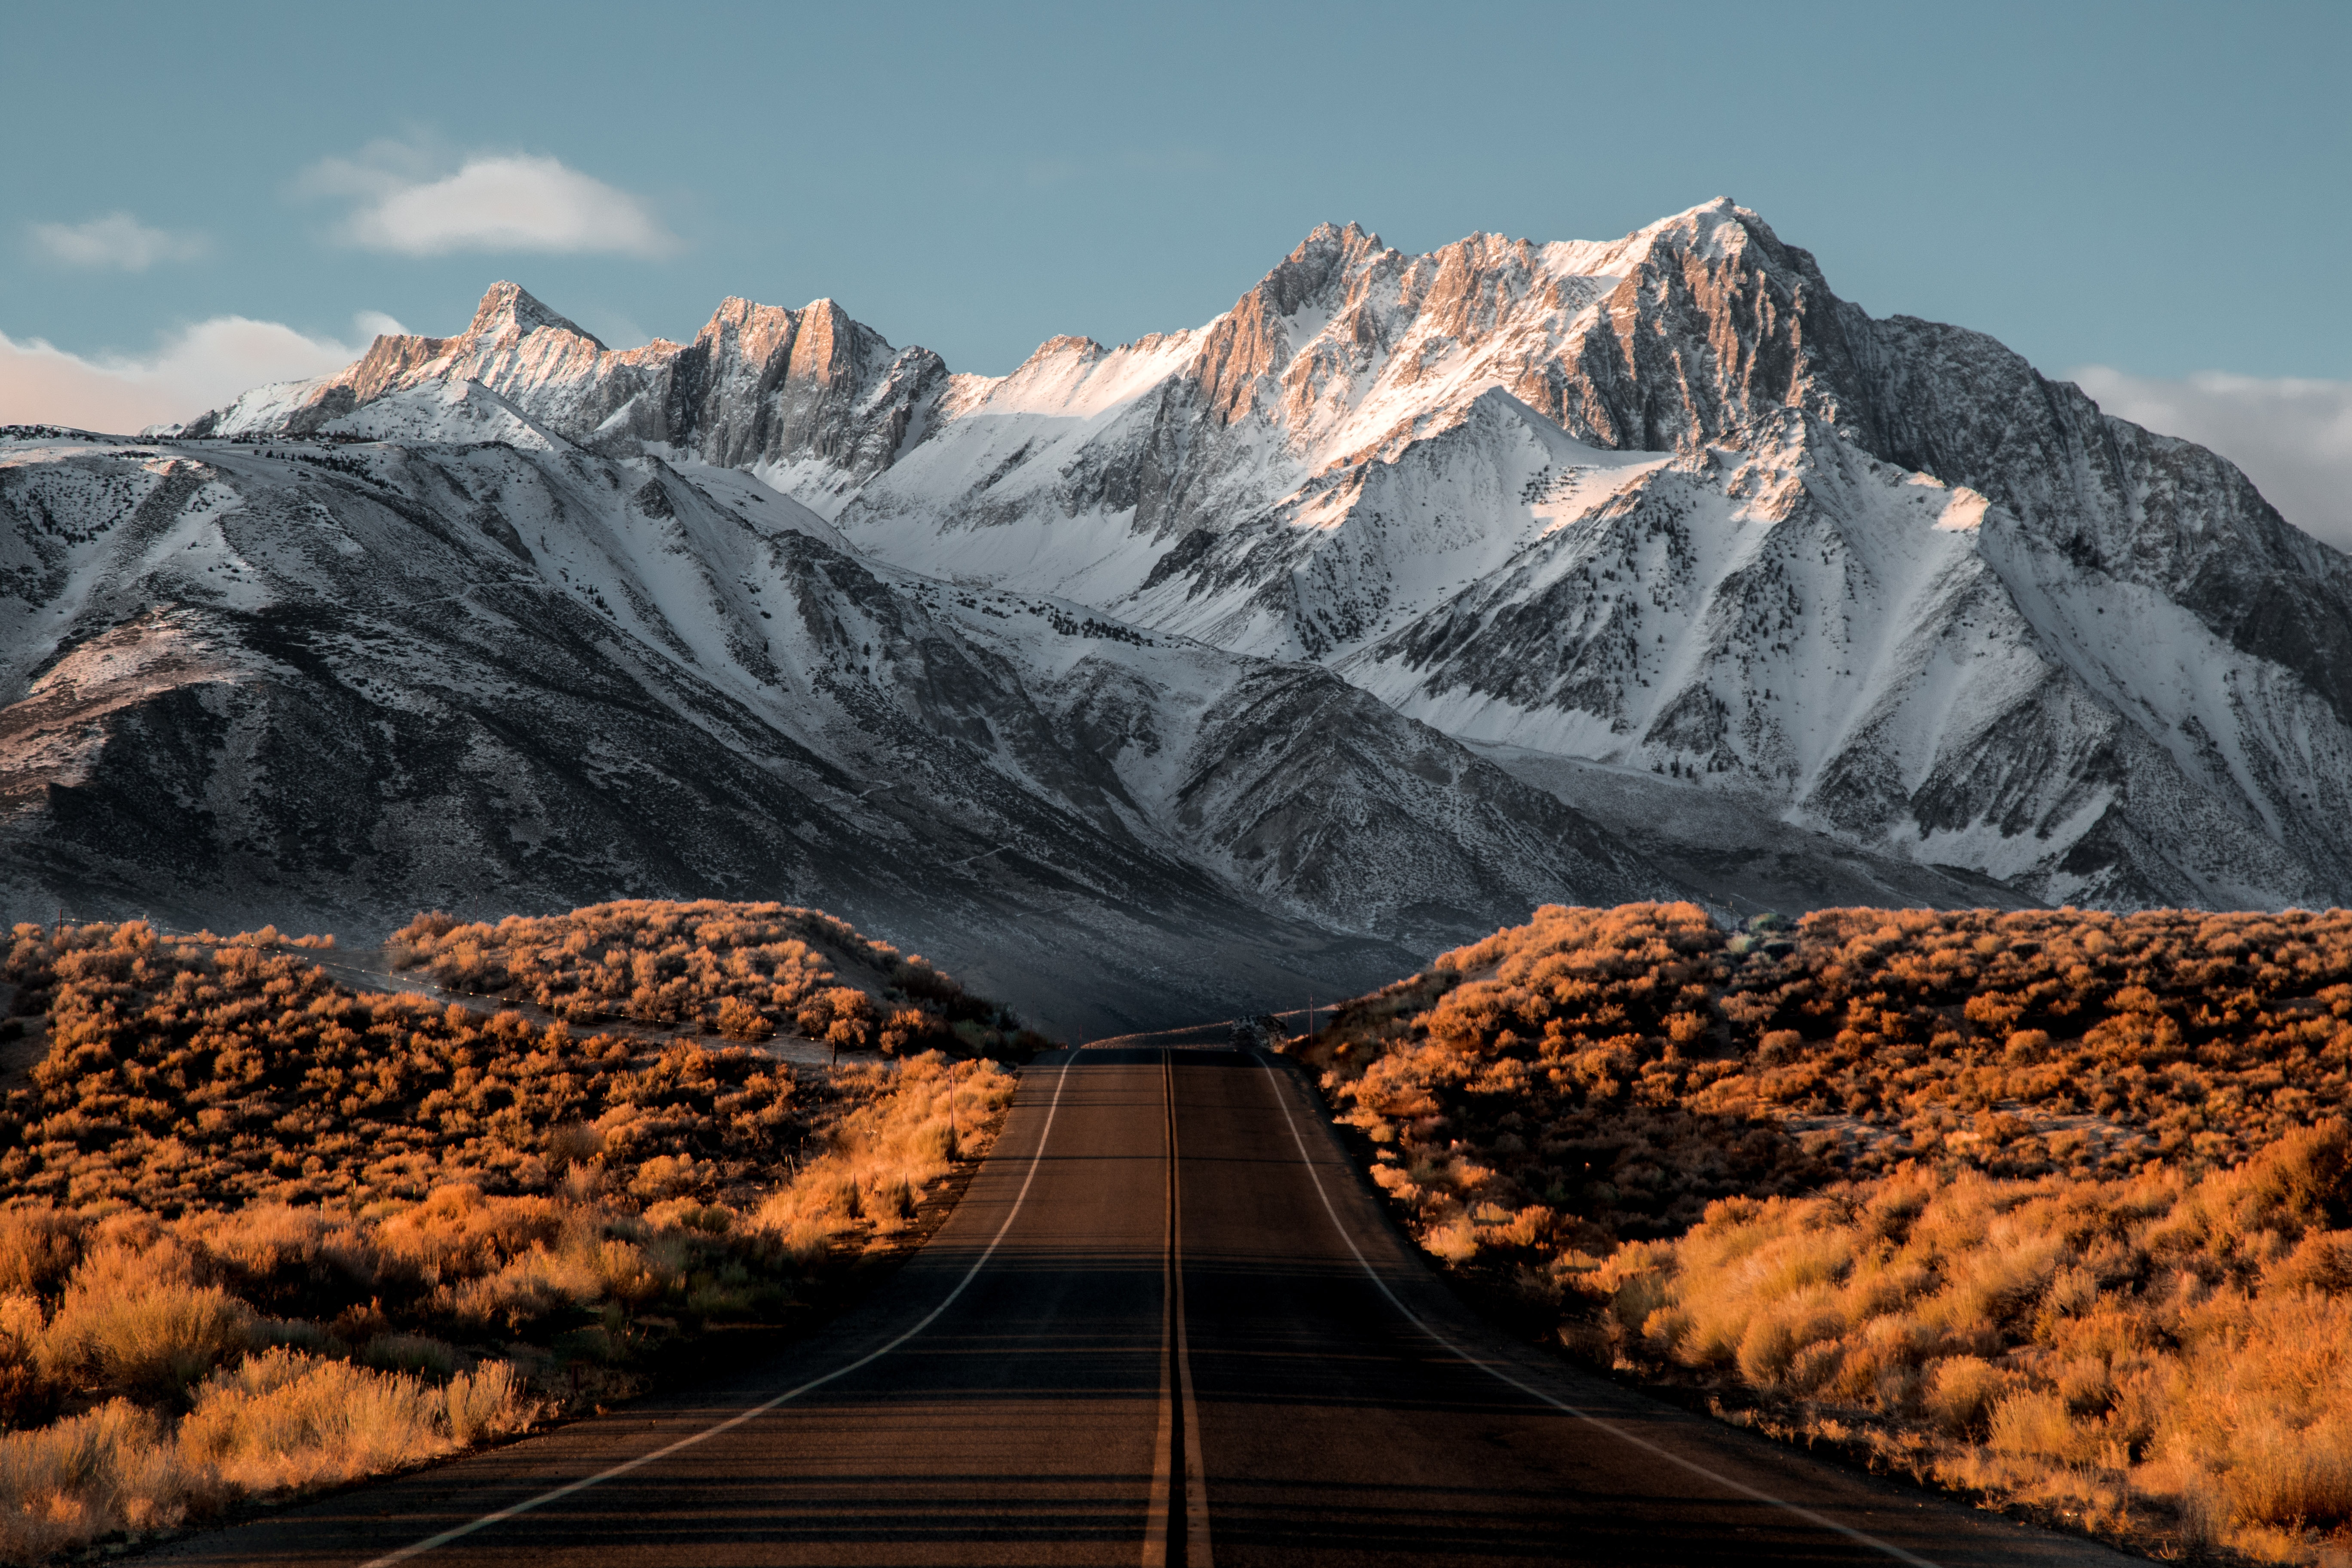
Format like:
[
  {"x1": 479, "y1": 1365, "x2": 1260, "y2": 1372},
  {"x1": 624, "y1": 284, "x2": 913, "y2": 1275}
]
[
  {"x1": 1577, "y1": 1131, "x2": 2352, "y2": 1555},
  {"x1": 177, "y1": 1348, "x2": 456, "y2": 1492},
  {"x1": 443, "y1": 1360, "x2": 528, "y2": 1446},
  {"x1": 37, "y1": 1240, "x2": 252, "y2": 1398},
  {"x1": 0, "y1": 1399, "x2": 208, "y2": 1565},
  {"x1": 0, "y1": 922, "x2": 808, "y2": 1214},
  {"x1": 1299, "y1": 903, "x2": 2352, "y2": 1270},
  {"x1": 0, "y1": 908, "x2": 1032, "y2": 1563},
  {"x1": 1293, "y1": 902, "x2": 2352, "y2": 1563},
  {"x1": 0, "y1": 1210, "x2": 82, "y2": 1300},
  {"x1": 714, "y1": 996, "x2": 772, "y2": 1042},
  {"x1": 383, "y1": 900, "x2": 1026, "y2": 1053},
  {"x1": 750, "y1": 1053, "x2": 1014, "y2": 1254}
]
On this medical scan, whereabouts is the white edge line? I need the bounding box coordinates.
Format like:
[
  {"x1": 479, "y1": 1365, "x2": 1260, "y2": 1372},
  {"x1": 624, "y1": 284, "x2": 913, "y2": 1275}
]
[
  {"x1": 1252, "y1": 1051, "x2": 1943, "y2": 1568},
  {"x1": 354, "y1": 1052, "x2": 1081, "y2": 1568}
]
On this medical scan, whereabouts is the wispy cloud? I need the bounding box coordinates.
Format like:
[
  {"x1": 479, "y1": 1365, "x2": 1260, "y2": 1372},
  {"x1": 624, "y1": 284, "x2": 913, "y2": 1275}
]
[
  {"x1": 2073, "y1": 366, "x2": 2352, "y2": 553},
  {"x1": 300, "y1": 140, "x2": 676, "y2": 258},
  {"x1": 0, "y1": 314, "x2": 389, "y2": 435},
  {"x1": 29, "y1": 212, "x2": 209, "y2": 271}
]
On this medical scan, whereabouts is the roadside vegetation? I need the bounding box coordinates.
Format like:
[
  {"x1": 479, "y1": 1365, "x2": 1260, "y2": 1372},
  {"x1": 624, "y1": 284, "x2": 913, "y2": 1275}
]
[
  {"x1": 0, "y1": 908, "x2": 1023, "y2": 1564},
  {"x1": 388, "y1": 900, "x2": 1054, "y2": 1060},
  {"x1": 1289, "y1": 902, "x2": 2352, "y2": 1565}
]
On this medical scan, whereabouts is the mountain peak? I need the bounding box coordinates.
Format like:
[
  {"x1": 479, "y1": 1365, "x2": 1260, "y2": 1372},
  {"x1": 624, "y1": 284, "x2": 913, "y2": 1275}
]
[
  {"x1": 1627, "y1": 196, "x2": 1778, "y2": 261},
  {"x1": 1294, "y1": 220, "x2": 1384, "y2": 254},
  {"x1": 466, "y1": 282, "x2": 604, "y2": 348}
]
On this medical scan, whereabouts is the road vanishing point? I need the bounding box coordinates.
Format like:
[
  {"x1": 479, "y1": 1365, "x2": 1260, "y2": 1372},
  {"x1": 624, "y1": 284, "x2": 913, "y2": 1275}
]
[{"x1": 152, "y1": 1031, "x2": 2133, "y2": 1566}]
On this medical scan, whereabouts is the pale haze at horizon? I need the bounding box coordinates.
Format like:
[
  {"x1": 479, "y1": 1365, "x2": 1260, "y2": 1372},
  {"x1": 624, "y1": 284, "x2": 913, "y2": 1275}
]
[{"x1": 4, "y1": 0, "x2": 2346, "y2": 547}]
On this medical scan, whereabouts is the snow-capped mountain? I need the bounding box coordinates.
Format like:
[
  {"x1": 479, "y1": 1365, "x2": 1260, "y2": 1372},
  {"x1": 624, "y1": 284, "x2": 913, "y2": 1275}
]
[
  {"x1": 808, "y1": 202, "x2": 2352, "y2": 910},
  {"x1": 0, "y1": 416, "x2": 1657, "y2": 1037},
  {"x1": 193, "y1": 282, "x2": 945, "y2": 506},
  {"x1": 17, "y1": 198, "x2": 2348, "y2": 1024}
]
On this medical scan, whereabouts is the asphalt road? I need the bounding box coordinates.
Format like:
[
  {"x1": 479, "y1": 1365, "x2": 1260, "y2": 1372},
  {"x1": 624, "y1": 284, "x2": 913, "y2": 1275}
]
[{"x1": 152, "y1": 1040, "x2": 2133, "y2": 1566}]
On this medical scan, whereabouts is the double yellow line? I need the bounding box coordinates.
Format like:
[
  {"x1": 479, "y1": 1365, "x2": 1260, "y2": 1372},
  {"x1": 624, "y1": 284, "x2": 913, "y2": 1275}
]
[{"x1": 1142, "y1": 1047, "x2": 1213, "y2": 1567}]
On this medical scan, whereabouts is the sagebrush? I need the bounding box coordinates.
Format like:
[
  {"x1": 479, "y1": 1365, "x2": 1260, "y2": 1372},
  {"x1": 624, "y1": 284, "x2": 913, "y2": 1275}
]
[
  {"x1": 1293, "y1": 902, "x2": 2352, "y2": 1564},
  {"x1": 389, "y1": 900, "x2": 1053, "y2": 1058},
  {"x1": 0, "y1": 908, "x2": 1020, "y2": 1563}
]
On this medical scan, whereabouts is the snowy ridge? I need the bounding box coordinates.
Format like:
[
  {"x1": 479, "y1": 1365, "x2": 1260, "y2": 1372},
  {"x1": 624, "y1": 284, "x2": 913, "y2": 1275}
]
[
  {"x1": 0, "y1": 423, "x2": 1659, "y2": 1035},
  {"x1": 97, "y1": 198, "x2": 2352, "y2": 914}
]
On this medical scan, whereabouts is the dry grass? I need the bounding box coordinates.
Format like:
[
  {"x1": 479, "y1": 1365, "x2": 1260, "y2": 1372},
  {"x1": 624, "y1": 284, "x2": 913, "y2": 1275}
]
[
  {"x1": 0, "y1": 1400, "x2": 199, "y2": 1565},
  {"x1": 749, "y1": 1051, "x2": 1016, "y2": 1261},
  {"x1": 0, "y1": 918, "x2": 811, "y2": 1213},
  {"x1": 0, "y1": 1351, "x2": 538, "y2": 1560},
  {"x1": 0, "y1": 906, "x2": 1028, "y2": 1565},
  {"x1": 389, "y1": 900, "x2": 1052, "y2": 1058},
  {"x1": 1594, "y1": 1132, "x2": 2352, "y2": 1556},
  {"x1": 1292, "y1": 902, "x2": 2352, "y2": 1564}
]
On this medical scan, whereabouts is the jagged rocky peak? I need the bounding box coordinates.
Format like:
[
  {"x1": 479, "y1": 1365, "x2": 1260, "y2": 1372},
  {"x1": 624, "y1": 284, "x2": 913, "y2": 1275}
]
[
  {"x1": 184, "y1": 279, "x2": 948, "y2": 502},
  {"x1": 665, "y1": 294, "x2": 946, "y2": 487},
  {"x1": 694, "y1": 296, "x2": 799, "y2": 365},
  {"x1": 1031, "y1": 334, "x2": 1111, "y2": 363},
  {"x1": 1135, "y1": 196, "x2": 1864, "y2": 456},
  {"x1": 464, "y1": 280, "x2": 606, "y2": 347},
  {"x1": 1259, "y1": 220, "x2": 1388, "y2": 313}
]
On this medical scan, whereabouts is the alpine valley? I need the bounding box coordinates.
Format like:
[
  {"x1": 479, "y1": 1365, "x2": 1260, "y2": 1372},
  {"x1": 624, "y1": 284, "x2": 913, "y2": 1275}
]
[{"x1": 7, "y1": 199, "x2": 2348, "y2": 1033}]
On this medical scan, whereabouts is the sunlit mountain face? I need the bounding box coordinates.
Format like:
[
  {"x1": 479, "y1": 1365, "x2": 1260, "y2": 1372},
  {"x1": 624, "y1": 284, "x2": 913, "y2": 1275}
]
[{"x1": 9, "y1": 199, "x2": 2349, "y2": 1029}]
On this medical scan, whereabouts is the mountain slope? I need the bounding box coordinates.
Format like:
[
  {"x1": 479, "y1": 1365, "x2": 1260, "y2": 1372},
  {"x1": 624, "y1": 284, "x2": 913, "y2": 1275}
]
[
  {"x1": 139, "y1": 199, "x2": 2352, "y2": 916},
  {"x1": 0, "y1": 423, "x2": 1663, "y2": 1036},
  {"x1": 813, "y1": 205, "x2": 2352, "y2": 909}
]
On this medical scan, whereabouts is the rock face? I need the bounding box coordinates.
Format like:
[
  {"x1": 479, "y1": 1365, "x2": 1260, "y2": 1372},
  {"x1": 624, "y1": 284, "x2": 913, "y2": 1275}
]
[{"x1": 28, "y1": 196, "x2": 2352, "y2": 1028}]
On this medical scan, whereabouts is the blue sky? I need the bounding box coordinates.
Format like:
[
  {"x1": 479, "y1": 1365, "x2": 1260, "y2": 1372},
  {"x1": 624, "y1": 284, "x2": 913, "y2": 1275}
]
[{"x1": 5, "y1": 0, "x2": 2347, "y2": 538}]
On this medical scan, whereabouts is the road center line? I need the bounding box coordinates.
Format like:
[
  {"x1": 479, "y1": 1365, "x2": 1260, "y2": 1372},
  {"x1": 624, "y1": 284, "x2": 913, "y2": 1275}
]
[
  {"x1": 1144, "y1": 1048, "x2": 1213, "y2": 1567},
  {"x1": 352, "y1": 1052, "x2": 1081, "y2": 1568},
  {"x1": 1252, "y1": 1051, "x2": 1942, "y2": 1568},
  {"x1": 1145, "y1": 1056, "x2": 1177, "y2": 1565}
]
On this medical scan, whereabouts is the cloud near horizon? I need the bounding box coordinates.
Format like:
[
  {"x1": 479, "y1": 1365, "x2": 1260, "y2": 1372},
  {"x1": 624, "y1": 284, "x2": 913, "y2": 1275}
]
[
  {"x1": 0, "y1": 314, "x2": 396, "y2": 434},
  {"x1": 2072, "y1": 365, "x2": 2352, "y2": 553},
  {"x1": 30, "y1": 212, "x2": 210, "y2": 271},
  {"x1": 301, "y1": 142, "x2": 676, "y2": 258}
]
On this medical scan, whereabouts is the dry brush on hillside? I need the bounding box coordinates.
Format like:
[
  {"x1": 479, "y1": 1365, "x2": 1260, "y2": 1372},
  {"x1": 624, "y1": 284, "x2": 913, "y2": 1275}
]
[
  {"x1": 0, "y1": 910, "x2": 1020, "y2": 1564},
  {"x1": 389, "y1": 900, "x2": 1053, "y2": 1060},
  {"x1": 1289, "y1": 902, "x2": 2352, "y2": 1565}
]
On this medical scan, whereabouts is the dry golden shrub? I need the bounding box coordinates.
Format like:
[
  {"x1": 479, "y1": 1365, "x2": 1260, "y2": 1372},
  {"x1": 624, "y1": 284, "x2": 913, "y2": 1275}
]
[
  {"x1": 0, "y1": 1399, "x2": 207, "y2": 1565},
  {"x1": 1294, "y1": 902, "x2": 2352, "y2": 1563},
  {"x1": 385, "y1": 900, "x2": 1046, "y2": 1057},
  {"x1": 0, "y1": 921, "x2": 806, "y2": 1214},
  {"x1": 0, "y1": 906, "x2": 1035, "y2": 1564},
  {"x1": 1590, "y1": 1130, "x2": 2352, "y2": 1555},
  {"x1": 750, "y1": 1053, "x2": 1015, "y2": 1255},
  {"x1": 38, "y1": 1257, "x2": 252, "y2": 1398},
  {"x1": 178, "y1": 1348, "x2": 464, "y2": 1491}
]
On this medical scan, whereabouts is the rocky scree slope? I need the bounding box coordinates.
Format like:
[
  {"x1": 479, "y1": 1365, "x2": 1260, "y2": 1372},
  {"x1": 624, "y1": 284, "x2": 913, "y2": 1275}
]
[{"x1": 0, "y1": 416, "x2": 1660, "y2": 1038}]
